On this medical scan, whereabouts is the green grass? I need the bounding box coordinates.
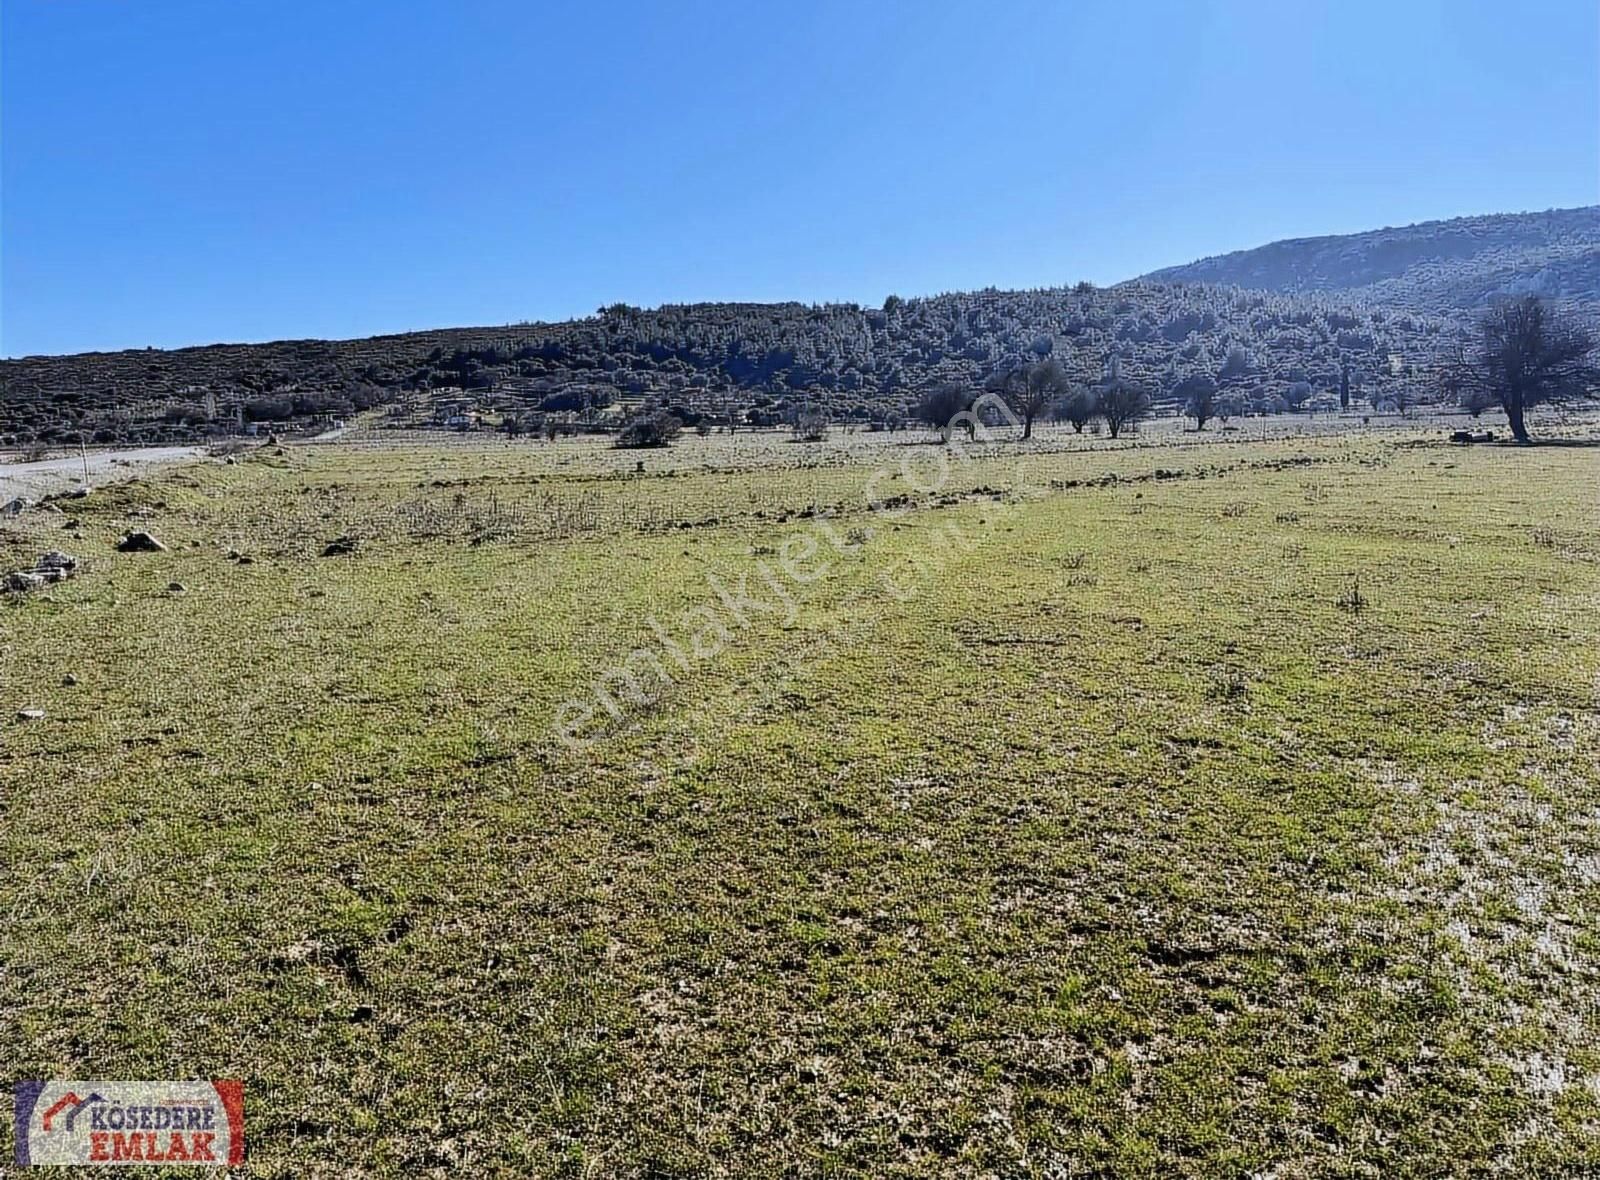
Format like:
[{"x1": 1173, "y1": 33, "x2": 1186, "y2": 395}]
[{"x1": 2, "y1": 427, "x2": 1598, "y2": 1176}]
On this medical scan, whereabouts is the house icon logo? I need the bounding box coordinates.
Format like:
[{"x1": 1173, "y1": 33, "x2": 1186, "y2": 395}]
[{"x1": 39, "y1": 1091, "x2": 104, "y2": 1133}]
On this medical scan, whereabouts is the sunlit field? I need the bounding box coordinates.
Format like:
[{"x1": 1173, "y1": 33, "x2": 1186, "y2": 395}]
[{"x1": 3, "y1": 420, "x2": 1598, "y2": 1176}]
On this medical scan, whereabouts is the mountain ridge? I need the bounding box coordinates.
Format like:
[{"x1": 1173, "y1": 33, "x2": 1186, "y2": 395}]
[{"x1": 1139, "y1": 206, "x2": 1600, "y2": 314}]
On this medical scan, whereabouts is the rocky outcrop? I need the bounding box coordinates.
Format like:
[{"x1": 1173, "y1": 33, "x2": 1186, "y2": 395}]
[{"x1": 3, "y1": 551, "x2": 79, "y2": 593}]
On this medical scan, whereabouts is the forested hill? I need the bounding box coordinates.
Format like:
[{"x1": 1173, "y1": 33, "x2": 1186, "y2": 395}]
[
  {"x1": 1142, "y1": 207, "x2": 1600, "y2": 315},
  {"x1": 2, "y1": 282, "x2": 1457, "y2": 445}
]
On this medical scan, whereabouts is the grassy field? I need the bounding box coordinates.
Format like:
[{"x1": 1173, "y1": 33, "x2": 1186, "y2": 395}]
[{"x1": 2, "y1": 423, "x2": 1598, "y2": 1176}]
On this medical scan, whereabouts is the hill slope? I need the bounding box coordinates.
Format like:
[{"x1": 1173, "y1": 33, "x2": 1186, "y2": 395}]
[
  {"x1": 1142, "y1": 208, "x2": 1600, "y2": 315},
  {"x1": 1, "y1": 284, "x2": 1455, "y2": 445}
]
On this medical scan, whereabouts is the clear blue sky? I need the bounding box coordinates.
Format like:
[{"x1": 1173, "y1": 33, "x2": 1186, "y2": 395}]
[{"x1": 3, "y1": 0, "x2": 1596, "y2": 357}]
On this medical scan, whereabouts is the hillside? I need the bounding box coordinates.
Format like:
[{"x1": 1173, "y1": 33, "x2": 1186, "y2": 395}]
[
  {"x1": 1142, "y1": 207, "x2": 1600, "y2": 315},
  {"x1": 16, "y1": 208, "x2": 1591, "y2": 449},
  {"x1": 1, "y1": 283, "x2": 1456, "y2": 447}
]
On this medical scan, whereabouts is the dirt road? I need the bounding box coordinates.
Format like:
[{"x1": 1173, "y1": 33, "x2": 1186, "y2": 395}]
[{"x1": 0, "y1": 446, "x2": 205, "y2": 503}]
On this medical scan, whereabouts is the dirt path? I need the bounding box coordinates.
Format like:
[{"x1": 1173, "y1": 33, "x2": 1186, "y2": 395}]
[{"x1": 0, "y1": 446, "x2": 206, "y2": 503}]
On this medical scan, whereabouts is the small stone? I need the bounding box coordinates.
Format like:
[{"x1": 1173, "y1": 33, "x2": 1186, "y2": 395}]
[
  {"x1": 17, "y1": 709, "x2": 45, "y2": 721},
  {"x1": 168, "y1": 581, "x2": 187, "y2": 593},
  {"x1": 116, "y1": 531, "x2": 166, "y2": 553},
  {"x1": 62, "y1": 674, "x2": 78, "y2": 687}
]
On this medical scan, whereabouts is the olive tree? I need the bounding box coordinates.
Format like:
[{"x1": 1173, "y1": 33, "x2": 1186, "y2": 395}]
[
  {"x1": 1456, "y1": 295, "x2": 1598, "y2": 442},
  {"x1": 915, "y1": 382, "x2": 975, "y2": 441},
  {"x1": 995, "y1": 358, "x2": 1068, "y2": 439},
  {"x1": 1052, "y1": 386, "x2": 1099, "y2": 433},
  {"x1": 1096, "y1": 359, "x2": 1151, "y2": 439},
  {"x1": 1175, "y1": 374, "x2": 1218, "y2": 430}
]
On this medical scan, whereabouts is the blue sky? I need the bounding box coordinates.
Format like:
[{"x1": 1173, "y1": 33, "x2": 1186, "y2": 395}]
[{"x1": 3, "y1": 0, "x2": 1596, "y2": 357}]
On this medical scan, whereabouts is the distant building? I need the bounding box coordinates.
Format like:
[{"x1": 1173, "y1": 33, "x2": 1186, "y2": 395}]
[{"x1": 433, "y1": 397, "x2": 479, "y2": 429}]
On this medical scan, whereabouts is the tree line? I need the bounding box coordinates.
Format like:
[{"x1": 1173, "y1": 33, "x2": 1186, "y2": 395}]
[
  {"x1": 892, "y1": 295, "x2": 1594, "y2": 445},
  {"x1": 1, "y1": 280, "x2": 1462, "y2": 447}
]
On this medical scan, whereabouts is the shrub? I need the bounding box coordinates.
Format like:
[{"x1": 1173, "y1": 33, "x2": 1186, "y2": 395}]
[
  {"x1": 1097, "y1": 381, "x2": 1151, "y2": 439},
  {"x1": 915, "y1": 383, "x2": 974, "y2": 440},
  {"x1": 615, "y1": 411, "x2": 682, "y2": 449},
  {"x1": 791, "y1": 411, "x2": 829, "y2": 442}
]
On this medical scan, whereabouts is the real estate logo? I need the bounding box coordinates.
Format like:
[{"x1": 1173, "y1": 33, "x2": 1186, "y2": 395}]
[{"x1": 13, "y1": 1081, "x2": 244, "y2": 1167}]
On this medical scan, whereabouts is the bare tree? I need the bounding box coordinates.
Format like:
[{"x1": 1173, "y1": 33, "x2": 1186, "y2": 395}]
[
  {"x1": 1456, "y1": 296, "x2": 1598, "y2": 442},
  {"x1": 1096, "y1": 358, "x2": 1151, "y2": 439},
  {"x1": 791, "y1": 411, "x2": 828, "y2": 442},
  {"x1": 995, "y1": 358, "x2": 1067, "y2": 439},
  {"x1": 1174, "y1": 374, "x2": 1218, "y2": 430},
  {"x1": 989, "y1": 366, "x2": 1028, "y2": 433}
]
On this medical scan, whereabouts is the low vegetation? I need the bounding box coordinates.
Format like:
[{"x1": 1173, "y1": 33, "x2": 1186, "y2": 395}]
[
  {"x1": 3, "y1": 418, "x2": 1598, "y2": 1175},
  {"x1": 1, "y1": 281, "x2": 1469, "y2": 448},
  {"x1": 615, "y1": 410, "x2": 684, "y2": 449}
]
